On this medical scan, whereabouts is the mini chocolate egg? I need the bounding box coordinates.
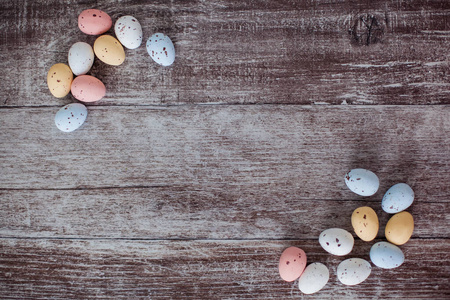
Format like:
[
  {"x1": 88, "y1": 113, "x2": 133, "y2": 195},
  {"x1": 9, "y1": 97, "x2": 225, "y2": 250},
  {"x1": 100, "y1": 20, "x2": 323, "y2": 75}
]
[
  {"x1": 319, "y1": 228, "x2": 354, "y2": 256},
  {"x1": 382, "y1": 183, "x2": 414, "y2": 213},
  {"x1": 298, "y1": 263, "x2": 329, "y2": 294},
  {"x1": 47, "y1": 63, "x2": 73, "y2": 98},
  {"x1": 146, "y1": 33, "x2": 175, "y2": 66},
  {"x1": 68, "y1": 42, "x2": 94, "y2": 76},
  {"x1": 370, "y1": 241, "x2": 405, "y2": 269},
  {"x1": 337, "y1": 258, "x2": 372, "y2": 286},
  {"x1": 345, "y1": 168, "x2": 379, "y2": 196},
  {"x1": 351, "y1": 206, "x2": 379, "y2": 241},
  {"x1": 55, "y1": 103, "x2": 87, "y2": 132},
  {"x1": 94, "y1": 35, "x2": 125, "y2": 66},
  {"x1": 278, "y1": 246, "x2": 307, "y2": 282},
  {"x1": 78, "y1": 9, "x2": 112, "y2": 35},
  {"x1": 114, "y1": 16, "x2": 143, "y2": 49},
  {"x1": 385, "y1": 211, "x2": 414, "y2": 245},
  {"x1": 71, "y1": 75, "x2": 106, "y2": 102}
]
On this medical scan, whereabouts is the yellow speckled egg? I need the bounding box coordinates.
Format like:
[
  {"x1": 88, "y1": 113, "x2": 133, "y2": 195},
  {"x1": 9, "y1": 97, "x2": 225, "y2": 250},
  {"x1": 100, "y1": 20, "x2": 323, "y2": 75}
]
[
  {"x1": 47, "y1": 63, "x2": 73, "y2": 98},
  {"x1": 385, "y1": 211, "x2": 414, "y2": 245},
  {"x1": 94, "y1": 35, "x2": 125, "y2": 66},
  {"x1": 351, "y1": 206, "x2": 379, "y2": 241}
]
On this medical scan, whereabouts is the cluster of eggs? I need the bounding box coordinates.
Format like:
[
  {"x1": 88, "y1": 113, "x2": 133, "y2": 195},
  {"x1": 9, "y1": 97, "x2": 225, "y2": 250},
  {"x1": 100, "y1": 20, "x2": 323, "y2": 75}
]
[
  {"x1": 278, "y1": 168, "x2": 415, "y2": 294},
  {"x1": 48, "y1": 9, "x2": 176, "y2": 132}
]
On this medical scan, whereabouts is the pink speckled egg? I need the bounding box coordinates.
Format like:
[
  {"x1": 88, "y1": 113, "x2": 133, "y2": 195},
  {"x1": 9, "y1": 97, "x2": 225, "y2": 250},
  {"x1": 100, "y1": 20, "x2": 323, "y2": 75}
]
[
  {"x1": 71, "y1": 75, "x2": 106, "y2": 102},
  {"x1": 278, "y1": 247, "x2": 307, "y2": 282},
  {"x1": 78, "y1": 9, "x2": 112, "y2": 35}
]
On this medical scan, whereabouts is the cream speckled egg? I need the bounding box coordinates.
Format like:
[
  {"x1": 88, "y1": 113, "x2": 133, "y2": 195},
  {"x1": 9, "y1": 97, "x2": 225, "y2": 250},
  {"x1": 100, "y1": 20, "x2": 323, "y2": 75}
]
[
  {"x1": 278, "y1": 247, "x2": 307, "y2": 282},
  {"x1": 385, "y1": 211, "x2": 414, "y2": 245},
  {"x1": 337, "y1": 258, "x2": 372, "y2": 286},
  {"x1": 115, "y1": 16, "x2": 143, "y2": 49},
  {"x1": 47, "y1": 63, "x2": 73, "y2": 98},
  {"x1": 55, "y1": 103, "x2": 88, "y2": 132},
  {"x1": 298, "y1": 263, "x2": 329, "y2": 294},
  {"x1": 78, "y1": 9, "x2": 112, "y2": 35},
  {"x1": 319, "y1": 228, "x2": 354, "y2": 256},
  {"x1": 345, "y1": 168, "x2": 379, "y2": 196},
  {"x1": 382, "y1": 183, "x2": 414, "y2": 213},
  {"x1": 94, "y1": 35, "x2": 125, "y2": 66},
  {"x1": 146, "y1": 33, "x2": 175, "y2": 66},
  {"x1": 68, "y1": 42, "x2": 94, "y2": 76},
  {"x1": 351, "y1": 206, "x2": 379, "y2": 241}
]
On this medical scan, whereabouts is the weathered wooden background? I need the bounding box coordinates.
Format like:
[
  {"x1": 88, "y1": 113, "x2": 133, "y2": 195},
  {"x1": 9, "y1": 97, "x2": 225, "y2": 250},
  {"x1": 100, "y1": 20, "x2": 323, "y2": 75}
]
[{"x1": 1, "y1": 0, "x2": 449, "y2": 299}]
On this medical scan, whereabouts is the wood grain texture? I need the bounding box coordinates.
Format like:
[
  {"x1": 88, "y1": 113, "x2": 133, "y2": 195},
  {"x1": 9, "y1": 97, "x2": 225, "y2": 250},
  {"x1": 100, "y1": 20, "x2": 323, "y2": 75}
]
[
  {"x1": 1, "y1": 0, "x2": 450, "y2": 298},
  {"x1": 0, "y1": 0, "x2": 449, "y2": 106},
  {"x1": 1, "y1": 106, "x2": 449, "y2": 196},
  {"x1": 0, "y1": 188, "x2": 448, "y2": 239},
  {"x1": 1, "y1": 239, "x2": 449, "y2": 299}
]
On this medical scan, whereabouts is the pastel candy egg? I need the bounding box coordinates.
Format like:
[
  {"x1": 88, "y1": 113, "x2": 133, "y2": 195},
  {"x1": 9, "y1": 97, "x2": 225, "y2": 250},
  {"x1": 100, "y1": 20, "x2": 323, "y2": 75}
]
[
  {"x1": 47, "y1": 63, "x2": 73, "y2": 98},
  {"x1": 114, "y1": 16, "x2": 143, "y2": 49},
  {"x1": 319, "y1": 228, "x2": 354, "y2": 256},
  {"x1": 68, "y1": 42, "x2": 94, "y2": 76},
  {"x1": 337, "y1": 258, "x2": 372, "y2": 286},
  {"x1": 278, "y1": 247, "x2": 307, "y2": 282},
  {"x1": 78, "y1": 9, "x2": 112, "y2": 35},
  {"x1": 94, "y1": 35, "x2": 126, "y2": 66},
  {"x1": 370, "y1": 241, "x2": 405, "y2": 269},
  {"x1": 382, "y1": 183, "x2": 414, "y2": 213},
  {"x1": 55, "y1": 103, "x2": 88, "y2": 132},
  {"x1": 351, "y1": 206, "x2": 379, "y2": 241},
  {"x1": 146, "y1": 33, "x2": 175, "y2": 66},
  {"x1": 385, "y1": 211, "x2": 414, "y2": 245},
  {"x1": 345, "y1": 168, "x2": 379, "y2": 196},
  {"x1": 298, "y1": 263, "x2": 329, "y2": 294},
  {"x1": 71, "y1": 75, "x2": 106, "y2": 102}
]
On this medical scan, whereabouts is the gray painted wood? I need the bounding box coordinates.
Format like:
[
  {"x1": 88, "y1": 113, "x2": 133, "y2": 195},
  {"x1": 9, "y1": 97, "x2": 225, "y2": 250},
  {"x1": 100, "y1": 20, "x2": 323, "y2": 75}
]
[{"x1": 1, "y1": 0, "x2": 449, "y2": 298}]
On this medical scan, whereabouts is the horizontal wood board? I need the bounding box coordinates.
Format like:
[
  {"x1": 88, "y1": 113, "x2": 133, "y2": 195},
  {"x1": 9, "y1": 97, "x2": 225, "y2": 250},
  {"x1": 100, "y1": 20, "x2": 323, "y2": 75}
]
[
  {"x1": 0, "y1": 0, "x2": 449, "y2": 106},
  {"x1": 1, "y1": 0, "x2": 449, "y2": 299}
]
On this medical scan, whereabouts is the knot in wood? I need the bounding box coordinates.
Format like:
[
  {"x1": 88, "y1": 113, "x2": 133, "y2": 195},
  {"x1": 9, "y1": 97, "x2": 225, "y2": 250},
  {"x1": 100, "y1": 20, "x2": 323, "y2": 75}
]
[{"x1": 349, "y1": 14, "x2": 385, "y2": 46}]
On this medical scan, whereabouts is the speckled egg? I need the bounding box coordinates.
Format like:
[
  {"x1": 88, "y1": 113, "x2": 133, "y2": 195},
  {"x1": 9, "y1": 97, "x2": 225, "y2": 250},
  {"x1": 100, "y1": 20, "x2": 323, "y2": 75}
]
[
  {"x1": 319, "y1": 228, "x2": 354, "y2": 256},
  {"x1": 94, "y1": 35, "x2": 125, "y2": 66},
  {"x1": 382, "y1": 183, "x2": 414, "y2": 214},
  {"x1": 114, "y1": 16, "x2": 142, "y2": 49},
  {"x1": 278, "y1": 246, "x2": 307, "y2": 282},
  {"x1": 47, "y1": 63, "x2": 73, "y2": 98},
  {"x1": 78, "y1": 9, "x2": 112, "y2": 35},
  {"x1": 55, "y1": 103, "x2": 88, "y2": 132},
  {"x1": 385, "y1": 211, "x2": 414, "y2": 245},
  {"x1": 351, "y1": 206, "x2": 379, "y2": 241},
  {"x1": 370, "y1": 241, "x2": 405, "y2": 269},
  {"x1": 146, "y1": 33, "x2": 175, "y2": 66},
  {"x1": 298, "y1": 263, "x2": 329, "y2": 294},
  {"x1": 71, "y1": 75, "x2": 106, "y2": 102},
  {"x1": 337, "y1": 258, "x2": 372, "y2": 286},
  {"x1": 68, "y1": 42, "x2": 94, "y2": 76},
  {"x1": 345, "y1": 168, "x2": 379, "y2": 196}
]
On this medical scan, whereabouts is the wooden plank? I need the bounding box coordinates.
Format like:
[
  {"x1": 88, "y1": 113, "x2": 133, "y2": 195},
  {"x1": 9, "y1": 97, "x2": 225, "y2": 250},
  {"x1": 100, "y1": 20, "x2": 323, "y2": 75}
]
[
  {"x1": 1, "y1": 106, "x2": 449, "y2": 199},
  {"x1": 1, "y1": 0, "x2": 449, "y2": 106},
  {"x1": 1, "y1": 238, "x2": 449, "y2": 299},
  {"x1": 0, "y1": 188, "x2": 448, "y2": 239}
]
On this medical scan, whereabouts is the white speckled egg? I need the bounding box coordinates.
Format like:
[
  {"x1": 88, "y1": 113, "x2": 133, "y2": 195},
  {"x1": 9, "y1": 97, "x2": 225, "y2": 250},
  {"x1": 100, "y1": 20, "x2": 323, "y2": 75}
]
[
  {"x1": 68, "y1": 42, "x2": 94, "y2": 75},
  {"x1": 319, "y1": 228, "x2": 354, "y2": 256},
  {"x1": 146, "y1": 33, "x2": 175, "y2": 66},
  {"x1": 114, "y1": 16, "x2": 143, "y2": 49},
  {"x1": 370, "y1": 241, "x2": 405, "y2": 269},
  {"x1": 382, "y1": 183, "x2": 414, "y2": 213},
  {"x1": 345, "y1": 168, "x2": 379, "y2": 196},
  {"x1": 298, "y1": 263, "x2": 329, "y2": 294},
  {"x1": 55, "y1": 103, "x2": 88, "y2": 132},
  {"x1": 337, "y1": 258, "x2": 372, "y2": 286}
]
